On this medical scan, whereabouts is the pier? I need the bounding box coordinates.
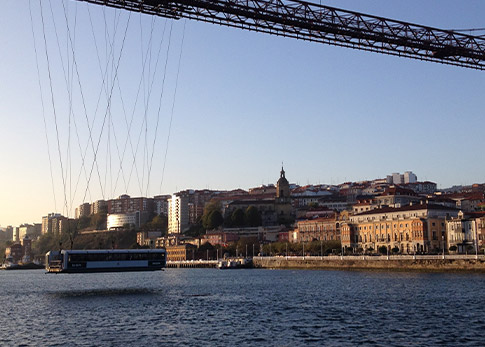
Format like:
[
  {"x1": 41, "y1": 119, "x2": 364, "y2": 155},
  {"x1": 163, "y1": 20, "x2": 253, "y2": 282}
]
[
  {"x1": 252, "y1": 255, "x2": 485, "y2": 272},
  {"x1": 166, "y1": 260, "x2": 218, "y2": 268}
]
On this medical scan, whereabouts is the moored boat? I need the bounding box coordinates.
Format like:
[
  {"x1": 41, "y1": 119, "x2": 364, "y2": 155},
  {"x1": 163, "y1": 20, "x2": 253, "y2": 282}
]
[{"x1": 217, "y1": 258, "x2": 253, "y2": 269}]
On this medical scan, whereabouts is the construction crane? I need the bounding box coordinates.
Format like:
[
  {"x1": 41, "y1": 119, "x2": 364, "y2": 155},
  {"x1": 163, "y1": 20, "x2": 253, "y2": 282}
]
[{"x1": 76, "y1": 0, "x2": 485, "y2": 70}]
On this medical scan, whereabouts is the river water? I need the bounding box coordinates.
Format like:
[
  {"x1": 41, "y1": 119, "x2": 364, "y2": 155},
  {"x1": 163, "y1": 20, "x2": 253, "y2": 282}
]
[{"x1": 0, "y1": 268, "x2": 484, "y2": 346}]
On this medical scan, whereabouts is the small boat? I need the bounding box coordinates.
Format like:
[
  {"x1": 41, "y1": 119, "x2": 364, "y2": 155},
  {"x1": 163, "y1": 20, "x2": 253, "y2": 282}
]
[
  {"x1": 217, "y1": 258, "x2": 253, "y2": 269},
  {"x1": 1, "y1": 263, "x2": 45, "y2": 270},
  {"x1": 45, "y1": 249, "x2": 166, "y2": 273}
]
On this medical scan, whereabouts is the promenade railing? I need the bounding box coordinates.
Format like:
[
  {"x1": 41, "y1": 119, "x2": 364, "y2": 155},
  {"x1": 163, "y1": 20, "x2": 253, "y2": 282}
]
[{"x1": 254, "y1": 254, "x2": 485, "y2": 261}]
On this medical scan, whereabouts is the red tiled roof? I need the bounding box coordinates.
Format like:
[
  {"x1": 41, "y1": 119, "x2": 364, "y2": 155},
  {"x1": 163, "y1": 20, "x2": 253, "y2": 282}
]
[{"x1": 354, "y1": 203, "x2": 459, "y2": 216}]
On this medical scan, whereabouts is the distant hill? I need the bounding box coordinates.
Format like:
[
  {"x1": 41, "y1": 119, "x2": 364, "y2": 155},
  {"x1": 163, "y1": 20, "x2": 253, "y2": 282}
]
[{"x1": 33, "y1": 230, "x2": 139, "y2": 258}]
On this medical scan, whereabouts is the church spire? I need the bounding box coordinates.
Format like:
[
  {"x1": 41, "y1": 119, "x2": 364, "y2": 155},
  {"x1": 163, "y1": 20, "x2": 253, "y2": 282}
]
[{"x1": 280, "y1": 162, "x2": 285, "y2": 179}]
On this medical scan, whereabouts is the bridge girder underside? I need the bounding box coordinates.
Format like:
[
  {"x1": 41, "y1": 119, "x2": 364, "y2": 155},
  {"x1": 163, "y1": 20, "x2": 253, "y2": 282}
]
[{"x1": 76, "y1": 0, "x2": 485, "y2": 70}]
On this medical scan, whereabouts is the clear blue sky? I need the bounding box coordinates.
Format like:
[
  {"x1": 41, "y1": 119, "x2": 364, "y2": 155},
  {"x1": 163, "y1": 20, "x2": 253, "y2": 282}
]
[{"x1": 1, "y1": 0, "x2": 484, "y2": 227}]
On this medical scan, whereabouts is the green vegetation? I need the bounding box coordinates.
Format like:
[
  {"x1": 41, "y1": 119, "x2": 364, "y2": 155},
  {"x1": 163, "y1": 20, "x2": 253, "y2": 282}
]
[
  {"x1": 32, "y1": 229, "x2": 139, "y2": 259},
  {"x1": 202, "y1": 201, "x2": 224, "y2": 230},
  {"x1": 245, "y1": 206, "x2": 262, "y2": 227},
  {"x1": 0, "y1": 241, "x2": 9, "y2": 261},
  {"x1": 185, "y1": 219, "x2": 205, "y2": 238},
  {"x1": 141, "y1": 214, "x2": 168, "y2": 234},
  {"x1": 230, "y1": 208, "x2": 245, "y2": 227},
  {"x1": 77, "y1": 213, "x2": 107, "y2": 231}
]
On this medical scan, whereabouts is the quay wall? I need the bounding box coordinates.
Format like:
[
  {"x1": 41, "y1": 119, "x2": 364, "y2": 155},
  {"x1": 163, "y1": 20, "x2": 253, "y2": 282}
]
[
  {"x1": 252, "y1": 255, "x2": 485, "y2": 272},
  {"x1": 166, "y1": 260, "x2": 218, "y2": 268}
]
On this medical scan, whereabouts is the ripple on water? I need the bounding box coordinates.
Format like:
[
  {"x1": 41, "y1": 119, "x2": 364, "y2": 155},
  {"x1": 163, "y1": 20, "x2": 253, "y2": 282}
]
[{"x1": 1, "y1": 269, "x2": 485, "y2": 346}]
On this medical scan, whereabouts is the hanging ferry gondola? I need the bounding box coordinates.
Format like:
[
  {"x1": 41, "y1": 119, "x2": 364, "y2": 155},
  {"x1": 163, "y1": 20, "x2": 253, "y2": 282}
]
[{"x1": 45, "y1": 249, "x2": 166, "y2": 273}]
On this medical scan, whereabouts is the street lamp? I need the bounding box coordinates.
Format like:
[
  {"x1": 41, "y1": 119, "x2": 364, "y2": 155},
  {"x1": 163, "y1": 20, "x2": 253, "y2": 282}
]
[{"x1": 442, "y1": 235, "x2": 445, "y2": 260}]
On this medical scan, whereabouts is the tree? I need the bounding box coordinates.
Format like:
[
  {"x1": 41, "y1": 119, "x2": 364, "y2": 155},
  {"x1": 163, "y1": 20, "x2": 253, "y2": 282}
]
[
  {"x1": 245, "y1": 206, "x2": 262, "y2": 227},
  {"x1": 141, "y1": 214, "x2": 168, "y2": 233},
  {"x1": 231, "y1": 208, "x2": 245, "y2": 227},
  {"x1": 202, "y1": 200, "x2": 222, "y2": 230},
  {"x1": 185, "y1": 220, "x2": 205, "y2": 238},
  {"x1": 204, "y1": 210, "x2": 224, "y2": 230},
  {"x1": 78, "y1": 215, "x2": 91, "y2": 230},
  {"x1": 91, "y1": 213, "x2": 107, "y2": 230}
]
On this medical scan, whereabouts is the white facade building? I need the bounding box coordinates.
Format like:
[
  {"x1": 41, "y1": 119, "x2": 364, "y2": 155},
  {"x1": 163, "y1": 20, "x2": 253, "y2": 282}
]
[
  {"x1": 387, "y1": 171, "x2": 418, "y2": 185},
  {"x1": 446, "y1": 212, "x2": 478, "y2": 253},
  {"x1": 168, "y1": 194, "x2": 189, "y2": 234},
  {"x1": 107, "y1": 213, "x2": 138, "y2": 230},
  {"x1": 403, "y1": 171, "x2": 418, "y2": 184}
]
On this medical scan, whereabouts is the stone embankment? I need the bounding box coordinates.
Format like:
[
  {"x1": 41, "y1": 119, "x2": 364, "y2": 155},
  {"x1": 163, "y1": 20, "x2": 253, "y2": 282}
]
[{"x1": 253, "y1": 255, "x2": 485, "y2": 272}]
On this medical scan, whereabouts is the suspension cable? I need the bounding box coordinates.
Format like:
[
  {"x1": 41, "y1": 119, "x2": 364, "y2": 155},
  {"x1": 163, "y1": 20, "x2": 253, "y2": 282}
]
[
  {"x1": 29, "y1": 0, "x2": 58, "y2": 213},
  {"x1": 160, "y1": 19, "x2": 186, "y2": 193},
  {"x1": 39, "y1": 0, "x2": 69, "y2": 217}
]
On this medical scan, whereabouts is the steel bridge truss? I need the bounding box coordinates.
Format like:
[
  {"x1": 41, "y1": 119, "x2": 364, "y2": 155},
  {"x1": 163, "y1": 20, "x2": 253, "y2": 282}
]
[{"x1": 77, "y1": 0, "x2": 485, "y2": 70}]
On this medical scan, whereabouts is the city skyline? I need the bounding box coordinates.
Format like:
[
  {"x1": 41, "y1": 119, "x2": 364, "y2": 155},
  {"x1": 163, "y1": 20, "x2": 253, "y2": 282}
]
[{"x1": 1, "y1": 0, "x2": 484, "y2": 226}]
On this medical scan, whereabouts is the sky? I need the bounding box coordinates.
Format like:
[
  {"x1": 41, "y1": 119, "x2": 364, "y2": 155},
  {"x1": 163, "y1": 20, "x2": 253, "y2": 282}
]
[{"x1": 1, "y1": 0, "x2": 484, "y2": 227}]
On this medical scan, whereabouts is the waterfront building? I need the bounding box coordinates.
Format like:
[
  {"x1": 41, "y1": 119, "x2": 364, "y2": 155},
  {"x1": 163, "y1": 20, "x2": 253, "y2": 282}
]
[
  {"x1": 352, "y1": 200, "x2": 375, "y2": 214},
  {"x1": 446, "y1": 211, "x2": 480, "y2": 253},
  {"x1": 168, "y1": 193, "x2": 189, "y2": 234},
  {"x1": 108, "y1": 195, "x2": 154, "y2": 226},
  {"x1": 91, "y1": 199, "x2": 107, "y2": 214},
  {"x1": 386, "y1": 171, "x2": 417, "y2": 185},
  {"x1": 205, "y1": 226, "x2": 285, "y2": 246},
  {"x1": 155, "y1": 233, "x2": 201, "y2": 248},
  {"x1": 5, "y1": 243, "x2": 23, "y2": 263},
  {"x1": 12, "y1": 227, "x2": 19, "y2": 242},
  {"x1": 402, "y1": 181, "x2": 438, "y2": 194},
  {"x1": 375, "y1": 186, "x2": 421, "y2": 208},
  {"x1": 290, "y1": 186, "x2": 333, "y2": 208},
  {"x1": 294, "y1": 215, "x2": 339, "y2": 242},
  {"x1": 51, "y1": 215, "x2": 69, "y2": 235},
  {"x1": 447, "y1": 192, "x2": 485, "y2": 212},
  {"x1": 317, "y1": 196, "x2": 348, "y2": 211},
  {"x1": 41, "y1": 213, "x2": 62, "y2": 234},
  {"x1": 342, "y1": 203, "x2": 459, "y2": 254},
  {"x1": 19, "y1": 224, "x2": 38, "y2": 240},
  {"x1": 224, "y1": 197, "x2": 277, "y2": 226},
  {"x1": 107, "y1": 213, "x2": 138, "y2": 230},
  {"x1": 166, "y1": 244, "x2": 197, "y2": 261},
  {"x1": 221, "y1": 167, "x2": 294, "y2": 226},
  {"x1": 293, "y1": 210, "x2": 349, "y2": 243},
  {"x1": 21, "y1": 236, "x2": 32, "y2": 263},
  {"x1": 249, "y1": 184, "x2": 276, "y2": 195},
  {"x1": 476, "y1": 215, "x2": 485, "y2": 249},
  {"x1": 137, "y1": 231, "x2": 163, "y2": 247},
  {"x1": 75, "y1": 203, "x2": 92, "y2": 219},
  {"x1": 153, "y1": 195, "x2": 171, "y2": 216}
]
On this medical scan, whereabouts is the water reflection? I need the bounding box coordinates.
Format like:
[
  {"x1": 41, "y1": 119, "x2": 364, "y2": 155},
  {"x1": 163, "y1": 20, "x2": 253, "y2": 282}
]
[{"x1": 48, "y1": 287, "x2": 156, "y2": 298}]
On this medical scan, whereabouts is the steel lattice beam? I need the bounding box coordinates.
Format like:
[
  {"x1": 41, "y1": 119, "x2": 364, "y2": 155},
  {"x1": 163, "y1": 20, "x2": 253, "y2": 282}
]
[{"x1": 75, "y1": 0, "x2": 485, "y2": 70}]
